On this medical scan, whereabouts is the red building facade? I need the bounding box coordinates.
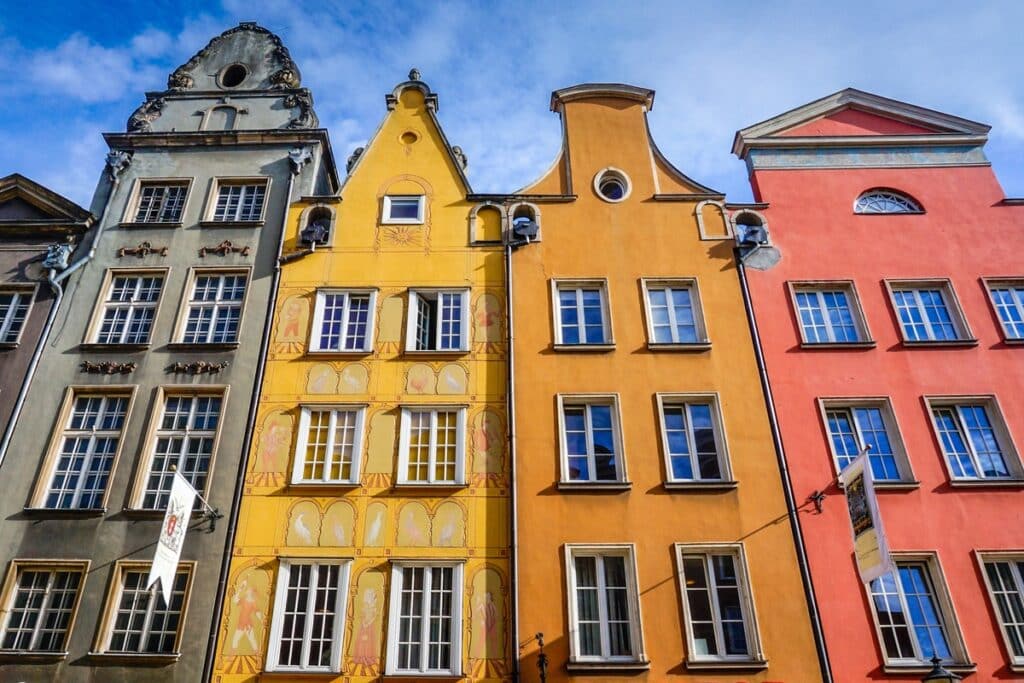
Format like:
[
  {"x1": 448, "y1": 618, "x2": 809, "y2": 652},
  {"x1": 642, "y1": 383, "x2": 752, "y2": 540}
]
[{"x1": 735, "y1": 90, "x2": 1024, "y2": 682}]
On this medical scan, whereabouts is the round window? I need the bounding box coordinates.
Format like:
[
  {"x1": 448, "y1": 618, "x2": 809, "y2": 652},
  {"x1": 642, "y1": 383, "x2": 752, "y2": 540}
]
[
  {"x1": 593, "y1": 168, "x2": 631, "y2": 203},
  {"x1": 400, "y1": 130, "x2": 420, "y2": 145},
  {"x1": 220, "y1": 63, "x2": 248, "y2": 88}
]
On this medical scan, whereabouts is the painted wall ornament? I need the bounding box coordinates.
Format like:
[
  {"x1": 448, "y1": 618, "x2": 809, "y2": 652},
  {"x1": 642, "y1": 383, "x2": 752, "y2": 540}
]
[
  {"x1": 223, "y1": 567, "x2": 271, "y2": 656},
  {"x1": 468, "y1": 566, "x2": 508, "y2": 677},
  {"x1": 347, "y1": 569, "x2": 386, "y2": 675}
]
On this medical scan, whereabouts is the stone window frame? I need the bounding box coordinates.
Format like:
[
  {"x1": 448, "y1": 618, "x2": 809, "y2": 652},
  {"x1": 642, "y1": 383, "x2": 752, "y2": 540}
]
[
  {"x1": 556, "y1": 393, "x2": 630, "y2": 490},
  {"x1": 982, "y1": 277, "x2": 1024, "y2": 344},
  {"x1": 82, "y1": 267, "x2": 170, "y2": 349},
  {"x1": 656, "y1": 392, "x2": 735, "y2": 489},
  {"x1": 640, "y1": 277, "x2": 711, "y2": 350},
  {"x1": 787, "y1": 280, "x2": 875, "y2": 348},
  {"x1": 816, "y1": 396, "x2": 918, "y2": 488},
  {"x1": 923, "y1": 394, "x2": 1024, "y2": 486},
  {"x1": 169, "y1": 266, "x2": 252, "y2": 349},
  {"x1": 883, "y1": 278, "x2": 976, "y2": 346},
  {"x1": 200, "y1": 176, "x2": 271, "y2": 227},
  {"x1": 0, "y1": 558, "x2": 91, "y2": 660},
  {"x1": 550, "y1": 278, "x2": 615, "y2": 351},
  {"x1": 119, "y1": 177, "x2": 194, "y2": 228},
  {"x1": 975, "y1": 550, "x2": 1024, "y2": 672}
]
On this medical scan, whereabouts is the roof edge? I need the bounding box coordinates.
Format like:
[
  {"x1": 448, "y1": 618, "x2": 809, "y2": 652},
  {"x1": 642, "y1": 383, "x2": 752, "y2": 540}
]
[{"x1": 551, "y1": 83, "x2": 655, "y2": 112}]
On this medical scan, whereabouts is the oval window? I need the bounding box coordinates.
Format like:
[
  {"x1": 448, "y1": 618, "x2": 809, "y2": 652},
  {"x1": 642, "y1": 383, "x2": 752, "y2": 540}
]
[
  {"x1": 593, "y1": 168, "x2": 631, "y2": 203},
  {"x1": 220, "y1": 64, "x2": 248, "y2": 88}
]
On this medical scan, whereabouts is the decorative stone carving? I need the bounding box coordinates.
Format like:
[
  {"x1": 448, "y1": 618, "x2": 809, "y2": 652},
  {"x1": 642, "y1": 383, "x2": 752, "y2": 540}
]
[
  {"x1": 81, "y1": 360, "x2": 136, "y2": 374},
  {"x1": 168, "y1": 361, "x2": 229, "y2": 374},
  {"x1": 409, "y1": 68, "x2": 421, "y2": 81},
  {"x1": 199, "y1": 240, "x2": 250, "y2": 257},
  {"x1": 285, "y1": 90, "x2": 319, "y2": 129},
  {"x1": 165, "y1": 22, "x2": 301, "y2": 92},
  {"x1": 452, "y1": 145, "x2": 469, "y2": 170},
  {"x1": 346, "y1": 147, "x2": 365, "y2": 173},
  {"x1": 288, "y1": 146, "x2": 313, "y2": 173},
  {"x1": 105, "y1": 150, "x2": 132, "y2": 178},
  {"x1": 118, "y1": 242, "x2": 168, "y2": 258},
  {"x1": 127, "y1": 98, "x2": 165, "y2": 133},
  {"x1": 271, "y1": 67, "x2": 300, "y2": 90}
]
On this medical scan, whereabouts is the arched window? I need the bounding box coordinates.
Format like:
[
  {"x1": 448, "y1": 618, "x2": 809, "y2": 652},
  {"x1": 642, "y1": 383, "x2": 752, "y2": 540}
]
[{"x1": 854, "y1": 189, "x2": 922, "y2": 214}]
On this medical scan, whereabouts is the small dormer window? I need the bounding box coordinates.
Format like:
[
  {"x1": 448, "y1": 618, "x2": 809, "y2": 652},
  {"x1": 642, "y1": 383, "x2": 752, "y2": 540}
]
[
  {"x1": 383, "y1": 195, "x2": 425, "y2": 224},
  {"x1": 219, "y1": 63, "x2": 248, "y2": 89},
  {"x1": 854, "y1": 189, "x2": 922, "y2": 214}
]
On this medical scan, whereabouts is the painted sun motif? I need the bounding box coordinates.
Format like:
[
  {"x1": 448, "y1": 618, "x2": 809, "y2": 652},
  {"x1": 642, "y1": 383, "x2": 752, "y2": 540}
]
[{"x1": 382, "y1": 225, "x2": 421, "y2": 246}]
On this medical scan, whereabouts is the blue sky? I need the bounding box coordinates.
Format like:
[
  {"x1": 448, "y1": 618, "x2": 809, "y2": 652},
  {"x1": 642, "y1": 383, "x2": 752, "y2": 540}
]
[{"x1": 2, "y1": 1, "x2": 1023, "y2": 208}]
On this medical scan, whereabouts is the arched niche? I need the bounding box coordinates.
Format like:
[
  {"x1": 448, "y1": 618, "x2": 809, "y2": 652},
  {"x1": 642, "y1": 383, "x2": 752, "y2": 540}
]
[
  {"x1": 468, "y1": 203, "x2": 505, "y2": 243},
  {"x1": 508, "y1": 202, "x2": 541, "y2": 242}
]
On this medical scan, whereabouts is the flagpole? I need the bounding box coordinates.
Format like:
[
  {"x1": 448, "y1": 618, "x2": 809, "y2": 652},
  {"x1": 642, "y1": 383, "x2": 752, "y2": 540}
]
[{"x1": 169, "y1": 465, "x2": 223, "y2": 529}]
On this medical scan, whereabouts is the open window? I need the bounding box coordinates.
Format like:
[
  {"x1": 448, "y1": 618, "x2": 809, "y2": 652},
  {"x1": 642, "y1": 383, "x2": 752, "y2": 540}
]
[{"x1": 405, "y1": 289, "x2": 470, "y2": 352}]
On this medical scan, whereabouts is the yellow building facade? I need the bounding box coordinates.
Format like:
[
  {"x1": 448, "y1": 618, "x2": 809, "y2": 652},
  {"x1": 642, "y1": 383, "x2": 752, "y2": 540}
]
[{"x1": 211, "y1": 73, "x2": 511, "y2": 682}]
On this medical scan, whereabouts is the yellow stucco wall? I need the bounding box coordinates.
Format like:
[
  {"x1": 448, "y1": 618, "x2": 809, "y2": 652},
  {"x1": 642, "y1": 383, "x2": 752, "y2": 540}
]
[
  {"x1": 212, "y1": 84, "x2": 511, "y2": 682},
  {"x1": 512, "y1": 92, "x2": 823, "y2": 681}
]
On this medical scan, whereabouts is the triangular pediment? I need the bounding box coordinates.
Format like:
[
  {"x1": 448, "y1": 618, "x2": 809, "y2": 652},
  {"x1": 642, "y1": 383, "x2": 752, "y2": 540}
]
[
  {"x1": 778, "y1": 106, "x2": 943, "y2": 137},
  {"x1": 0, "y1": 174, "x2": 93, "y2": 225}
]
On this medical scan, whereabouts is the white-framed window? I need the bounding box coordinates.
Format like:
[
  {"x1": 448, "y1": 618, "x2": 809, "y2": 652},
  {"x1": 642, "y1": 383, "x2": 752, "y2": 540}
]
[
  {"x1": 854, "y1": 189, "x2": 922, "y2": 214},
  {"x1": 0, "y1": 289, "x2": 32, "y2": 344},
  {"x1": 985, "y1": 279, "x2": 1024, "y2": 341},
  {"x1": 552, "y1": 280, "x2": 612, "y2": 346},
  {"x1": 138, "y1": 392, "x2": 223, "y2": 509},
  {"x1": 267, "y1": 559, "x2": 351, "y2": 673},
  {"x1": 386, "y1": 562, "x2": 463, "y2": 676},
  {"x1": 311, "y1": 289, "x2": 377, "y2": 352},
  {"x1": 642, "y1": 279, "x2": 707, "y2": 345},
  {"x1": 93, "y1": 272, "x2": 164, "y2": 344},
  {"x1": 292, "y1": 406, "x2": 365, "y2": 485},
  {"x1": 927, "y1": 397, "x2": 1020, "y2": 481},
  {"x1": 564, "y1": 545, "x2": 643, "y2": 663},
  {"x1": 979, "y1": 553, "x2": 1024, "y2": 666},
  {"x1": 397, "y1": 407, "x2": 466, "y2": 485},
  {"x1": 866, "y1": 557, "x2": 967, "y2": 667},
  {"x1": 790, "y1": 282, "x2": 869, "y2": 344},
  {"x1": 382, "y1": 195, "x2": 425, "y2": 224},
  {"x1": 559, "y1": 396, "x2": 625, "y2": 484},
  {"x1": 180, "y1": 271, "x2": 247, "y2": 344},
  {"x1": 886, "y1": 281, "x2": 971, "y2": 343},
  {"x1": 43, "y1": 392, "x2": 130, "y2": 510},
  {"x1": 0, "y1": 560, "x2": 87, "y2": 653},
  {"x1": 211, "y1": 180, "x2": 267, "y2": 222},
  {"x1": 405, "y1": 289, "x2": 469, "y2": 352},
  {"x1": 676, "y1": 544, "x2": 761, "y2": 663},
  {"x1": 132, "y1": 182, "x2": 188, "y2": 223},
  {"x1": 98, "y1": 563, "x2": 191, "y2": 655},
  {"x1": 821, "y1": 399, "x2": 911, "y2": 482},
  {"x1": 657, "y1": 394, "x2": 729, "y2": 483}
]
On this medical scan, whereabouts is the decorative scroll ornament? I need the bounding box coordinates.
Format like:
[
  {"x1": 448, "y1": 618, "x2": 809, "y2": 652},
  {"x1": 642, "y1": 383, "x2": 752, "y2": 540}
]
[
  {"x1": 118, "y1": 242, "x2": 168, "y2": 258},
  {"x1": 285, "y1": 90, "x2": 319, "y2": 129},
  {"x1": 168, "y1": 361, "x2": 230, "y2": 374},
  {"x1": 199, "y1": 240, "x2": 250, "y2": 257},
  {"x1": 127, "y1": 98, "x2": 165, "y2": 133},
  {"x1": 81, "y1": 360, "x2": 137, "y2": 374}
]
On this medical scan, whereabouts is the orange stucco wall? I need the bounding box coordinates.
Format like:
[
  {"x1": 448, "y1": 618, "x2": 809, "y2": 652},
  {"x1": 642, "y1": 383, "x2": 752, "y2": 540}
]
[{"x1": 512, "y1": 93, "x2": 823, "y2": 681}]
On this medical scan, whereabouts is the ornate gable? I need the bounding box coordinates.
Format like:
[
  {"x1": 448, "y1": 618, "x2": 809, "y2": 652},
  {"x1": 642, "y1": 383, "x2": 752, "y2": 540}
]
[{"x1": 167, "y1": 22, "x2": 301, "y2": 92}]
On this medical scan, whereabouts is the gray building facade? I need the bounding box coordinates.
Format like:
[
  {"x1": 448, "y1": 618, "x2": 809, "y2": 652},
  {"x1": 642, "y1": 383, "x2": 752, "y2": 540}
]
[{"x1": 0, "y1": 23, "x2": 337, "y2": 681}]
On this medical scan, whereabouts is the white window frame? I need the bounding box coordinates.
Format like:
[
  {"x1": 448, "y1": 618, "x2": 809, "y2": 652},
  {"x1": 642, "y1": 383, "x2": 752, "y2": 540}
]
[
  {"x1": 551, "y1": 279, "x2": 613, "y2": 347},
  {"x1": 266, "y1": 559, "x2": 351, "y2": 673},
  {"x1": 205, "y1": 177, "x2": 270, "y2": 223},
  {"x1": 310, "y1": 289, "x2": 378, "y2": 353},
  {"x1": 397, "y1": 406, "x2": 467, "y2": 485},
  {"x1": 977, "y1": 551, "x2": 1024, "y2": 668},
  {"x1": 89, "y1": 270, "x2": 166, "y2": 345},
  {"x1": 382, "y1": 195, "x2": 425, "y2": 224},
  {"x1": 656, "y1": 393, "x2": 731, "y2": 485},
  {"x1": 675, "y1": 543, "x2": 763, "y2": 664},
  {"x1": 0, "y1": 559, "x2": 89, "y2": 654},
  {"x1": 641, "y1": 278, "x2": 709, "y2": 346},
  {"x1": 863, "y1": 553, "x2": 969, "y2": 669},
  {"x1": 291, "y1": 405, "x2": 366, "y2": 485},
  {"x1": 563, "y1": 544, "x2": 645, "y2": 664},
  {"x1": 884, "y1": 279, "x2": 972, "y2": 343},
  {"x1": 385, "y1": 561, "x2": 464, "y2": 677},
  {"x1": 983, "y1": 278, "x2": 1024, "y2": 342},
  {"x1": 788, "y1": 281, "x2": 871, "y2": 345},
  {"x1": 818, "y1": 397, "x2": 914, "y2": 484},
  {"x1": 557, "y1": 394, "x2": 627, "y2": 485},
  {"x1": 404, "y1": 289, "x2": 470, "y2": 353},
  {"x1": 176, "y1": 269, "x2": 249, "y2": 344},
  {"x1": 0, "y1": 287, "x2": 34, "y2": 345},
  {"x1": 925, "y1": 396, "x2": 1023, "y2": 482}
]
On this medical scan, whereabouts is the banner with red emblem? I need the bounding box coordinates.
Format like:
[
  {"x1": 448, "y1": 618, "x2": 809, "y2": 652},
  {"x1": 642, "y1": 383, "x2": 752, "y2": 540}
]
[{"x1": 147, "y1": 471, "x2": 196, "y2": 605}]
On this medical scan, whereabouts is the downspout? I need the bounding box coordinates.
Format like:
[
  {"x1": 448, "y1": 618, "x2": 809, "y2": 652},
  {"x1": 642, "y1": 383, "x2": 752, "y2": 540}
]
[
  {"x1": 736, "y1": 259, "x2": 833, "y2": 683},
  {"x1": 0, "y1": 151, "x2": 127, "y2": 469},
  {"x1": 202, "y1": 148, "x2": 307, "y2": 682},
  {"x1": 505, "y1": 241, "x2": 521, "y2": 681}
]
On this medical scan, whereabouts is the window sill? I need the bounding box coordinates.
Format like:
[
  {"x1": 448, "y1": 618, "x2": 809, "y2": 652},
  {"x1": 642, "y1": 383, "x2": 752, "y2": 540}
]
[
  {"x1": 1001, "y1": 337, "x2": 1024, "y2": 345},
  {"x1": 262, "y1": 669, "x2": 344, "y2": 677},
  {"x1": 873, "y1": 480, "x2": 921, "y2": 491},
  {"x1": 948, "y1": 478, "x2": 1024, "y2": 489},
  {"x1": 799, "y1": 340, "x2": 877, "y2": 350},
  {"x1": 402, "y1": 349, "x2": 469, "y2": 356},
  {"x1": 664, "y1": 480, "x2": 738, "y2": 491},
  {"x1": 0, "y1": 650, "x2": 68, "y2": 663},
  {"x1": 23, "y1": 506, "x2": 106, "y2": 518},
  {"x1": 392, "y1": 482, "x2": 468, "y2": 491},
  {"x1": 199, "y1": 220, "x2": 264, "y2": 228},
  {"x1": 882, "y1": 662, "x2": 975, "y2": 675},
  {"x1": 79, "y1": 343, "x2": 150, "y2": 352},
  {"x1": 684, "y1": 658, "x2": 768, "y2": 671},
  {"x1": 289, "y1": 481, "x2": 361, "y2": 490},
  {"x1": 122, "y1": 508, "x2": 193, "y2": 519},
  {"x1": 0, "y1": 341, "x2": 20, "y2": 349},
  {"x1": 307, "y1": 349, "x2": 373, "y2": 356},
  {"x1": 166, "y1": 342, "x2": 239, "y2": 351},
  {"x1": 552, "y1": 343, "x2": 616, "y2": 352},
  {"x1": 86, "y1": 651, "x2": 181, "y2": 666},
  {"x1": 380, "y1": 220, "x2": 425, "y2": 226},
  {"x1": 647, "y1": 341, "x2": 711, "y2": 352},
  {"x1": 557, "y1": 481, "x2": 632, "y2": 492},
  {"x1": 900, "y1": 338, "x2": 979, "y2": 348},
  {"x1": 566, "y1": 659, "x2": 650, "y2": 672},
  {"x1": 118, "y1": 221, "x2": 182, "y2": 229}
]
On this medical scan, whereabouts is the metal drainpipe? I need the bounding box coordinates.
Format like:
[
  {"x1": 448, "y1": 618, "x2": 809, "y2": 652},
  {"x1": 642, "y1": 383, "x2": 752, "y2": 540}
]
[
  {"x1": 504, "y1": 241, "x2": 521, "y2": 681},
  {"x1": 735, "y1": 259, "x2": 833, "y2": 683},
  {"x1": 201, "y1": 159, "x2": 299, "y2": 682},
  {"x1": 0, "y1": 168, "x2": 121, "y2": 470}
]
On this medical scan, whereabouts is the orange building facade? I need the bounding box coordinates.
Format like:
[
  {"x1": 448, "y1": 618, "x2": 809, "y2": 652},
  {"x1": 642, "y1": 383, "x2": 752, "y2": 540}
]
[{"x1": 508, "y1": 84, "x2": 825, "y2": 681}]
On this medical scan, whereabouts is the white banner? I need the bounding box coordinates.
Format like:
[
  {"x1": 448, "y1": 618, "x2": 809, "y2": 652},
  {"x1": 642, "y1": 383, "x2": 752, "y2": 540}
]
[
  {"x1": 840, "y1": 452, "x2": 895, "y2": 583},
  {"x1": 147, "y1": 472, "x2": 197, "y2": 606}
]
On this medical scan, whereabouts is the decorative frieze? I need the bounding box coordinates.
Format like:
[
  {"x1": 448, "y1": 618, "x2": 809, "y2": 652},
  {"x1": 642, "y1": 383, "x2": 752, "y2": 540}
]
[
  {"x1": 168, "y1": 361, "x2": 230, "y2": 374},
  {"x1": 80, "y1": 360, "x2": 137, "y2": 374},
  {"x1": 199, "y1": 240, "x2": 249, "y2": 257},
  {"x1": 118, "y1": 242, "x2": 168, "y2": 258}
]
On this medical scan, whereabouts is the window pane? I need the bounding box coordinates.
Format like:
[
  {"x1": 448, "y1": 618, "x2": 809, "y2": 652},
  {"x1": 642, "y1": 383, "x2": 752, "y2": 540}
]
[
  {"x1": 0, "y1": 292, "x2": 31, "y2": 343},
  {"x1": 45, "y1": 395, "x2": 128, "y2": 509},
  {"x1": 991, "y1": 286, "x2": 1024, "y2": 339},
  {"x1": 108, "y1": 569, "x2": 187, "y2": 654},
  {"x1": 985, "y1": 561, "x2": 1024, "y2": 658},
  {"x1": 142, "y1": 395, "x2": 221, "y2": 509},
  {"x1": 388, "y1": 197, "x2": 422, "y2": 220}
]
